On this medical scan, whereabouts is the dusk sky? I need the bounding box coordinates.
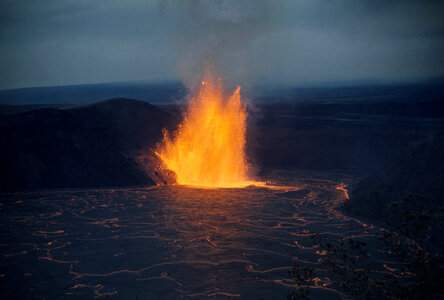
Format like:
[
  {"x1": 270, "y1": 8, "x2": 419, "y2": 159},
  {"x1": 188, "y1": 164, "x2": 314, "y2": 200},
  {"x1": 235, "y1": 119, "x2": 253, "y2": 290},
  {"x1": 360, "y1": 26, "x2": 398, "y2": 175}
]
[{"x1": 1, "y1": 0, "x2": 444, "y2": 90}]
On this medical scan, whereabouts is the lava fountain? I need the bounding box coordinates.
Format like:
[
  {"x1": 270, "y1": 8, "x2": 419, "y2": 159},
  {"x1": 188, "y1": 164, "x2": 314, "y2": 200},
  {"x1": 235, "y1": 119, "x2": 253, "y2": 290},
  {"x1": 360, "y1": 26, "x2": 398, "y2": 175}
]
[{"x1": 157, "y1": 74, "x2": 257, "y2": 188}]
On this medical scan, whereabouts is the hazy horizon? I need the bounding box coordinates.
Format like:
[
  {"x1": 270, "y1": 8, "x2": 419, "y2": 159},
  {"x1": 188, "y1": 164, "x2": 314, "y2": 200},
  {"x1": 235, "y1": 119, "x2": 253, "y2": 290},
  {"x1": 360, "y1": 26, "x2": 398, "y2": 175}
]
[
  {"x1": 1, "y1": 0, "x2": 444, "y2": 90},
  {"x1": 2, "y1": 75, "x2": 444, "y2": 93}
]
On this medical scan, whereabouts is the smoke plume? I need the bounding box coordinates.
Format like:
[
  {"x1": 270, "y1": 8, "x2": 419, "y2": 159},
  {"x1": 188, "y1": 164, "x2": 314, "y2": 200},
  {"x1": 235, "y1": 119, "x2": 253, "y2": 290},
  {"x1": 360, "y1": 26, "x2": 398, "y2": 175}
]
[{"x1": 159, "y1": 0, "x2": 273, "y2": 88}]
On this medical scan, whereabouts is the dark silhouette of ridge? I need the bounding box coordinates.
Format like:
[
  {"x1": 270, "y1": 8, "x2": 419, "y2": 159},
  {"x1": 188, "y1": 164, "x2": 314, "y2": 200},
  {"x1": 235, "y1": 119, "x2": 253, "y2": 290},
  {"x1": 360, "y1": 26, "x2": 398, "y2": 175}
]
[{"x1": 0, "y1": 98, "x2": 177, "y2": 192}]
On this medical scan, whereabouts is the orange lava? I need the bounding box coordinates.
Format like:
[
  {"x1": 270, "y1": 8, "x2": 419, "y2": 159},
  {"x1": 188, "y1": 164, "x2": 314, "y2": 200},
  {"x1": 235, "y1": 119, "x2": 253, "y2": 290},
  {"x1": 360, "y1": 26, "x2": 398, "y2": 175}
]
[{"x1": 157, "y1": 74, "x2": 257, "y2": 188}]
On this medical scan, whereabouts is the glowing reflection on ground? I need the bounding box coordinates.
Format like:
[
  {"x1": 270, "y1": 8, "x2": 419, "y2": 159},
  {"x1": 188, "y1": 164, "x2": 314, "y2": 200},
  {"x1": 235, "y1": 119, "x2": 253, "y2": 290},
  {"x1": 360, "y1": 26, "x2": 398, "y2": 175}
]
[{"x1": 0, "y1": 170, "x2": 393, "y2": 299}]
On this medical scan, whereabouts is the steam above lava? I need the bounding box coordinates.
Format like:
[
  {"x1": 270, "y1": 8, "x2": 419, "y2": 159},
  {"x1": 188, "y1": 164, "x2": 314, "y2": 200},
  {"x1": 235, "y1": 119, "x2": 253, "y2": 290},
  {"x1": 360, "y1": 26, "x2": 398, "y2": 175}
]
[
  {"x1": 160, "y1": 0, "x2": 271, "y2": 87},
  {"x1": 155, "y1": 1, "x2": 270, "y2": 187},
  {"x1": 157, "y1": 72, "x2": 255, "y2": 188}
]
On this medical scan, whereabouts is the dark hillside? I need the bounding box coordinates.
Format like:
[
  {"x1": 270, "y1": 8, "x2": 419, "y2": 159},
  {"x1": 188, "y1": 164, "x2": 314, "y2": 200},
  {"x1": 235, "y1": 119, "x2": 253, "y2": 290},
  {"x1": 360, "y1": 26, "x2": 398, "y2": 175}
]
[
  {"x1": 342, "y1": 124, "x2": 444, "y2": 247},
  {"x1": 0, "y1": 98, "x2": 177, "y2": 192},
  {"x1": 343, "y1": 125, "x2": 444, "y2": 218}
]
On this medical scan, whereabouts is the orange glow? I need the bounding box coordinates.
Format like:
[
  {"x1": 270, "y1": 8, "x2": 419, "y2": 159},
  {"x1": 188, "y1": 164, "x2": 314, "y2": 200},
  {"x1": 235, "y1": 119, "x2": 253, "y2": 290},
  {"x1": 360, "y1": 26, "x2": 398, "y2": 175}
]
[
  {"x1": 157, "y1": 74, "x2": 257, "y2": 188},
  {"x1": 336, "y1": 183, "x2": 349, "y2": 199}
]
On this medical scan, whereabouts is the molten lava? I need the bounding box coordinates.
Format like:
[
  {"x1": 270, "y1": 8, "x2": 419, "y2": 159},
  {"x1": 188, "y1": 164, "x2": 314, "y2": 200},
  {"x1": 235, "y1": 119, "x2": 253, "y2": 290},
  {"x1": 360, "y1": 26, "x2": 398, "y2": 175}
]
[{"x1": 157, "y1": 76, "x2": 255, "y2": 188}]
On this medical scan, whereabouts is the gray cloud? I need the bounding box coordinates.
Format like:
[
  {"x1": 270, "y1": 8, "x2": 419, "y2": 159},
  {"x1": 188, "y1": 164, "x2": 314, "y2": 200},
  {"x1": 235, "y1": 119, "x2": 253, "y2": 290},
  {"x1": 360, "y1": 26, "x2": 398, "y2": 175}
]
[
  {"x1": 158, "y1": 0, "x2": 274, "y2": 87},
  {"x1": 0, "y1": 0, "x2": 443, "y2": 90}
]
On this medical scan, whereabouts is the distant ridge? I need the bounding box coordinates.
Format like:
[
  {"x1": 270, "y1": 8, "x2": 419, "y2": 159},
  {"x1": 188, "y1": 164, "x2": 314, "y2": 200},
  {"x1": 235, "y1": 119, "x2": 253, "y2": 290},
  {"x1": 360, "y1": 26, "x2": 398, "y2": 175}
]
[
  {"x1": 254, "y1": 81, "x2": 444, "y2": 104},
  {"x1": 0, "y1": 81, "x2": 185, "y2": 105},
  {"x1": 1, "y1": 80, "x2": 443, "y2": 106}
]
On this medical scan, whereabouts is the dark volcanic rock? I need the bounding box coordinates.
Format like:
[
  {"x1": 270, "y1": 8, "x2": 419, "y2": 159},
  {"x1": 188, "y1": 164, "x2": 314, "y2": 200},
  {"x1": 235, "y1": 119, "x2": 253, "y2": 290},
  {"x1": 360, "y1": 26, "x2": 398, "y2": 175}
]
[
  {"x1": 0, "y1": 98, "x2": 178, "y2": 192},
  {"x1": 343, "y1": 124, "x2": 444, "y2": 221},
  {"x1": 246, "y1": 101, "x2": 442, "y2": 172}
]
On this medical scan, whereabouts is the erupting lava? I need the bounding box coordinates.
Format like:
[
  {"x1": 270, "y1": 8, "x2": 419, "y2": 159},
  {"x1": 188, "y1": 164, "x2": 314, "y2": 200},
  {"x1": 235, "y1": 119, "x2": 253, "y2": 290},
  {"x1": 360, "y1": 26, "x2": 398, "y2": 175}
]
[{"x1": 157, "y1": 75, "x2": 256, "y2": 188}]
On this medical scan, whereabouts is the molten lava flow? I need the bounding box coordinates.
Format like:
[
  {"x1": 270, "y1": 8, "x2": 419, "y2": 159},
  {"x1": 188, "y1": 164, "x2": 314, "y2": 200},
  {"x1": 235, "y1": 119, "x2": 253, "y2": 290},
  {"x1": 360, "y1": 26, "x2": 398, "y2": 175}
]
[{"x1": 157, "y1": 76, "x2": 255, "y2": 188}]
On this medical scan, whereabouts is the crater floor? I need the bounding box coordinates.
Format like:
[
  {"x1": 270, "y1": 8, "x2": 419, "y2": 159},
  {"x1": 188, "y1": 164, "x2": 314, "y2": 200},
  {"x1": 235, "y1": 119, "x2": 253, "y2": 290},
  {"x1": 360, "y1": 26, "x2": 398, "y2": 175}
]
[{"x1": 0, "y1": 171, "x2": 390, "y2": 299}]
